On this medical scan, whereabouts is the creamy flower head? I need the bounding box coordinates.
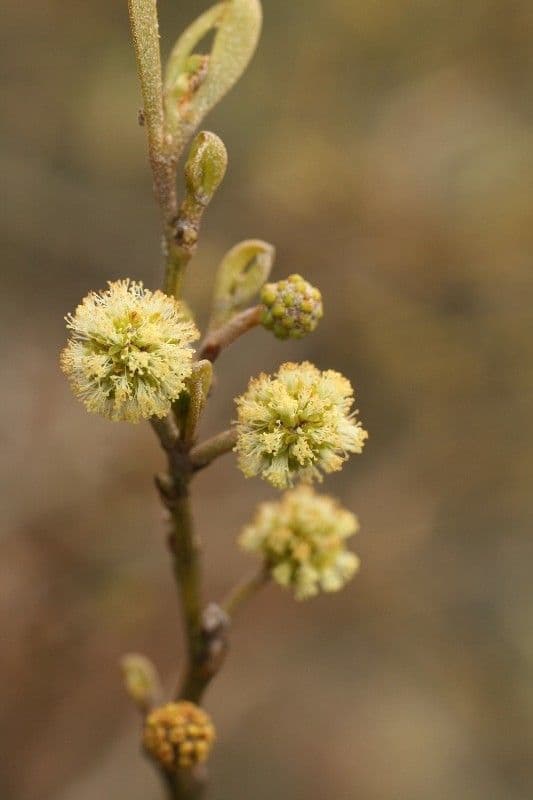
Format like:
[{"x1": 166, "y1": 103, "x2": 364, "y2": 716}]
[
  {"x1": 234, "y1": 361, "x2": 367, "y2": 488},
  {"x1": 60, "y1": 280, "x2": 198, "y2": 422},
  {"x1": 240, "y1": 486, "x2": 360, "y2": 600}
]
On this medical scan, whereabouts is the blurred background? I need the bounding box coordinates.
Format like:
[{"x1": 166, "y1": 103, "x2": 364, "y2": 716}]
[{"x1": 2, "y1": 1, "x2": 533, "y2": 798}]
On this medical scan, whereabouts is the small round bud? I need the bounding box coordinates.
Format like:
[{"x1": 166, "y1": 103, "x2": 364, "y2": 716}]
[
  {"x1": 260, "y1": 274, "x2": 323, "y2": 340},
  {"x1": 143, "y1": 702, "x2": 216, "y2": 772},
  {"x1": 185, "y1": 131, "x2": 228, "y2": 205},
  {"x1": 235, "y1": 361, "x2": 368, "y2": 488},
  {"x1": 240, "y1": 486, "x2": 360, "y2": 600}
]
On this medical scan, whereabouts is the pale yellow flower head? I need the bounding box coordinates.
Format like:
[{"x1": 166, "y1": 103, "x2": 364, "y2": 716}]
[
  {"x1": 143, "y1": 701, "x2": 215, "y2": 771},
  {"x1": 60, "y1": 280, "x2": 198, "y2": 422},
  {"x1": 234, "y1": 361, "x2": 367, "y2": 488},
  {"x1": 240, "y1": 486, "x2": 360, "y2": 600}
]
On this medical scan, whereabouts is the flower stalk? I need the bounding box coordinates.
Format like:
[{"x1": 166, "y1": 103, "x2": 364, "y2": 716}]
[{"x1": 221, "y1": 567, "x2": 270, "y2": 617}]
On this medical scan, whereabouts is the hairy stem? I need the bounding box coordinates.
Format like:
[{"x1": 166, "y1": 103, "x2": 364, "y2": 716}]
[
  {"x1": 169, "y1": 491, "x2": 204, "y2": 685},
  {"x1": 178, "y1": 602, "x2": 229, "y2": 703},
  {"x1": 164, "y1": 241, "x2": 192, "y2": 299},
  {"x1": 151, "y1": 415, "x2": 180, "y2": 451},
  {"x1": 153, "y1": 437, "x2": 219, "y2": 798},
  {"x1": 128, "y1": 0, "x2": 182, "y2": 293},
  {"x1": 127, "y1": 0, "x2": 177, "y2": 219},
  {"x1": 127, "y1": 0, "x2": 164, "y2": 157},
  {"x1": 163, "y1": 195, "x2": 207, "y2": 298},
  {"x1": 155, "y1": 439, "x2": 231, "y2": 705},
  {"x1": 166, "y1": 765, "x2": 209, "y2": 800}
]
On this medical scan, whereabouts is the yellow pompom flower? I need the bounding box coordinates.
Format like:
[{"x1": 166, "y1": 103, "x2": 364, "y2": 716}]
[
  {"x1": 60, "y1": 280, "x2": 198, "y2": 422},
  {"x1": 143, "y1": 701, "x2": 215, "y2": 771},
  {"x1": 234, "y1": 361, "x2": 367, "y2": 488},
  {"x1": 240, "y1": 486, "x2": 360, "y2": 600}
]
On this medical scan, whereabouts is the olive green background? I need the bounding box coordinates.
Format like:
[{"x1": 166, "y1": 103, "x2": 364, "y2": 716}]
[{"x1": 2, "y1": 1, "x2": 533, "y2": 798}]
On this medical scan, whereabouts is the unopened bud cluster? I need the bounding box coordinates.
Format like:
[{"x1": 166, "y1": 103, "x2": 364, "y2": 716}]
[
  {"x1": 143, "y1": 702, "x2": 215, "y2": 771},
  {"x1": 260, "y1": 274, "x2": 323, "y2": 339}
]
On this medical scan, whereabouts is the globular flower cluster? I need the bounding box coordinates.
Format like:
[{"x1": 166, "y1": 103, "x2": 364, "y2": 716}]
[
  {"x1": 240, "y1": 485, "x2": 359, "y2": 600},
  {"x1": 260, "y1": 274, "x2": 323, "y2": 339},
  {"x1": 60, "y1": 280, "x2": 198, "y2": 423},
  {"x1": 143, "y1": 701, "x2": 216, "y2": 771},
  {"x1": 235, "y1": 361, "x2": 367, "y2": 488}
]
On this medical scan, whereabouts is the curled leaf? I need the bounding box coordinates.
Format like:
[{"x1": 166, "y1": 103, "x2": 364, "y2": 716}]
[
  {"x1": 165, "y1": 4, "x2": 224, "y2": 90},
  {"x1": 165, "y1": 0, "x2": 262, "y2": 152},
  {"x1": 209, "y1": 239, "x2": 275, "y2": 329}
]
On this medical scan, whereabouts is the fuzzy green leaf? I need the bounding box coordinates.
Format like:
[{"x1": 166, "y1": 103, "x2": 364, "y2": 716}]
[{"x1": 165, "y1": 0, "x2": 262, "y2": 153}]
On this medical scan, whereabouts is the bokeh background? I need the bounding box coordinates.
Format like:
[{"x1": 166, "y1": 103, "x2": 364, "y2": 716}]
[{"x1": 2, "y1": 1, "x2": 533, "y2": 798}]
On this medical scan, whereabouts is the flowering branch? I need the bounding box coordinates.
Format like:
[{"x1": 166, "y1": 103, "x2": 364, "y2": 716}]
[{"x1": 60, "y1": 2, "x2": 369, "y2": 799}]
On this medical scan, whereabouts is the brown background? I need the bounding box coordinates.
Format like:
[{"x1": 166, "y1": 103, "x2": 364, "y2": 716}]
[{"x1": 2, "y1": 1, "x2": 533, "y2": 798}]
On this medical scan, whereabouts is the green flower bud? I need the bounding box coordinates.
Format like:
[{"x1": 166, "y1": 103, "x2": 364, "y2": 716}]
[
  {"x1": 185, "y1": 131, "x2": 228, "y2": 206},
  {"x1": 260, "y1": 274, "x2": 323, "y2": 339}
]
